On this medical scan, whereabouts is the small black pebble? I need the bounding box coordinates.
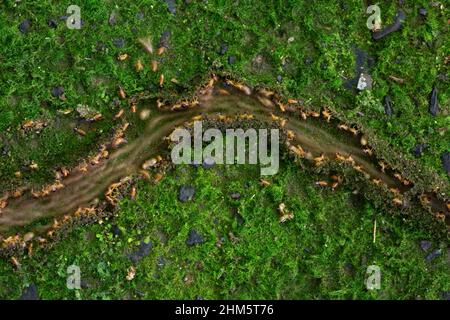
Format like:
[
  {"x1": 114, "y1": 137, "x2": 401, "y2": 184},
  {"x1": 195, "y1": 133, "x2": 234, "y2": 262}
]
[
  {"x1": 425, "y1": 248, "x2": 441, "y2": 263},
  {"x1": 135, "y1": 12, "x2": 144, "y2": 20},
  {"x1": 111, "y1": 225, "x2": 121, "y2": 237},
  {"x1": 165, "y1": 0, "x2": 176, "y2": 15},
  {"x1": 47, "y1": 19, "x2": 58, "y2": 28},
  {"x1": 113, "y1": 38, "x2": 126, "y2": 48},
  {"x1": 384, "y1": 95, "x2": 394, "y2": 116},
  {"x1": 420, "y1": 240, "x2": 432, "y2": 252},
  {"x1": 419, "y1": 8, "x2": 427, "y2": 16},
  {"x1": 343, "y1": 262, "x2": 355, "y2": 276},
  {"x1": 277, "y1": 75, "x2": 283, "y2": 83},
  {"x1": 19, "y1": 284, "x2": 39, "y2": 300},
  {"x1": 186, "y1": 229, "x2": 204, "y2": 246},
  {"x1": 411, "y1": 144, "x2": 427, "y2": 158},
  {"x1": 178, "y1": 185, "x2": 195, "y2": 202},
  {"x1": 51, "y1": 86, "x2": 64, "y2": 98},
  {"x1": 127, "y1": 241, "x2": 153, "y2": 263},
  {"x1": 441, "y1": 152, "x2": 450, "y2": 174},
  {"x1": 19, "y1": 19, "x2": 30, "y2": 33},
  {"x1": 218, "y1": 43, "x2": 228, "y2": 56},
  {"x1": 228, "y1": 55, "x2": 237, "y2": 65},
  {"x1": 429, "y1": 87, "x2": 439, "y2": 116},
  {"x1": 157, "y1": 256, "x2": 166, "y2": 268}
]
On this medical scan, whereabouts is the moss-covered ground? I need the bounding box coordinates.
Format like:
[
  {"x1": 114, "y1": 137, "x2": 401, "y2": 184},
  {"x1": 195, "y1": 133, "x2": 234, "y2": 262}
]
[
  {"x1": 0, "y1": 0, "x2": 448, "y2": 299},
  {"x1": 1, "y1": 161, "x2": 449, "y2": 299}
]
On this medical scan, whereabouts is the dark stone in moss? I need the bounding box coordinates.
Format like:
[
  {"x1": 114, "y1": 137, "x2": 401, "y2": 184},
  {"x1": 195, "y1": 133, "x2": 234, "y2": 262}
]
[
  {"x1": 111, "y1": 224, "x2": 121, "y2": 237},
  {"x1": 51, "y1": 86, "x2": 64, "y2": 98},
  {"x1": 228, "y1": 55, "x2": 237, "y2": 65},
  {"x1": 277, "y1": 75, "x2": 283, "y2": 83},
  {"x1": 186, "y1": 229, "x2": 204, "y2": 246},
  {"x1": 19, "y1": 284, "x2": 39, "y2": 300},
  {"x1": 420, "y1": 240, "x2": 432, "y2": 252},
  {"x1": 109, "y1": 11, "x2": 118, "y2": 25},
  {"x1": 429, "y1": 87, "x2": 439, "y2": 116},
  {"x1": 418, "y1": 8, "x2": 427, "y2": 16},
  {"x1": 113, "y1": 38, "x2": 126, "y2": 48},
  {"x1": 384, "y1": 95, "x2": 393, "y2": 116},
  {"x1": 165, "y1": 0, "x2": 176, "y2": 15},
  {"x1": 218, "y1": 43, "x2": 228, "y2": 55},
  {"x1": 425, "y1": 248, "x2": 441, "y2": 263},
  {"x1": 441, "y1": 152, "x2": 450, "y2": 174},
  {"x1": 178, "y1": 185, "x2": 195, "y2": 202},
  {"x1": 442, "y1": 291, "x2": 450, "y2": 300},
  {"x1": 19, "y1": 19, "x2": 30, "y2": 33},
  {"x1": 343, "y1": 262, "x2": 355, "y2": 276},
  {"x1": 159, "y1": 30, "x2": 171, "y2": 48},
  {"x1": 411, "y1": 144, "x2": 427, "y2": 158},
  {"x1": 47, "y1": 19, "x2": 57, "y2": 28},
  {"x1": 157, "y1": 256, "x2": 166, "y2": 268},
  {"x1": 372, "y1": 10, "x2": 406, "y2": 41},
  {"x1": 127, "y1": 241, "x2": 153, "y2": 263},
  {"x1": 135, "y1": 12, "x2": 144, "y2": 20}
]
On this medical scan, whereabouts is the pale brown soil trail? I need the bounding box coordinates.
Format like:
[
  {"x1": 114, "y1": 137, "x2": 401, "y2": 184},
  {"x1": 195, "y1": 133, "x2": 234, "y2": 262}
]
[{"x1": 0, "y1": 82, "x2": 448, "y2": 233}]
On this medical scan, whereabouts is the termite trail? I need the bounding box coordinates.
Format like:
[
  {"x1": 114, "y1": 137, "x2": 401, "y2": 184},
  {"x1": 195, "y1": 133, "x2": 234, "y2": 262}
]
[{"x1": 0, "y1": 79, "x2": 448, "y2": 235}]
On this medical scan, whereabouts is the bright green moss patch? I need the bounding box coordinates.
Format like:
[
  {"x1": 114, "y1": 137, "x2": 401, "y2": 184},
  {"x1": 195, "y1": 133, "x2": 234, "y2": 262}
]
[{"x1": 0, "y1": 161, "x2": 448, "y2": 299}]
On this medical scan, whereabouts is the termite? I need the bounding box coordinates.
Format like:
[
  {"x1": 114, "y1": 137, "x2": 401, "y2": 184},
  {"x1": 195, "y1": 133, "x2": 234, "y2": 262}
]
[
  {"x1": 117, "y1": 53, "x2": 128, "y2": 61},
  {"x1": 119, "y1": 86, "x2": 126, "y2": 99},
  {"x1": 74, "y1": 127, "x2": 86, "y2": 136},
  {"x1": 154, "y1": 172, "x2": 163, "y2": 183},
  {"x1": 157, "y1": 46, "x2": 165, "y2": 55},
  {"x1": 378, "y1": 161, "x2": 387, "y2": 173},
  {"x1": 309, "y1": 111, "x2": 320, "y2": 118},
  {"x1": 300, "y1": 111, "x2": 308, "y2": 120},
  {"x1": 363, "y1": 148, "x2": 373, "y2": 156},
  {"x1": 349, "y1": 127, "x2": 359, "y2": 136},
  {"x1": 322, "y1": 109, "x2": 331, "y2": 122},
  {"x1": 371, "y1": 178, "x2": 382, "y2": 186},
  {"x1": 135, "y1": 59, "x2": 143, "y2": 71},
  {"x1": 115, "y1": 109, "x2": 124, "y2": 119},
  {"x1": 151, "y1": 60, "x2": 158, "y2": 72}
]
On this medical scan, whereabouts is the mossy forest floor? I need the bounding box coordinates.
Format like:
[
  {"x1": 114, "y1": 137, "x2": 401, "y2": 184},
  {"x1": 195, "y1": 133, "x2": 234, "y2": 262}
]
[
  {"x1": 0, "y1": 1, "x2": 448, "y2": 299},
  {"x1": 1, "y1": 161, "x2": 449, "y2": 299}
]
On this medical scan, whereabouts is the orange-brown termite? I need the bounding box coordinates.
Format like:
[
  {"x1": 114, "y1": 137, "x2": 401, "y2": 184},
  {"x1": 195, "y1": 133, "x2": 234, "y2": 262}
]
[
  {"x1": 115, "y1": 109, "x2": 124, "y2": 119},
  {"x1": 74, "y1": 127, "x2": 86, "y2": 136},
  {"x1": 322, "y1": 109, "x2": 331, "y2": 122},
  {"x1": 157, "y1": 46, "x2": 165, "y2": 55},
  {"x1": 118, "y1": 86, "x2": 126, "y2": 99},
  {"x1": 135, "y1": 59, "x2": 144, "y2": 71}
]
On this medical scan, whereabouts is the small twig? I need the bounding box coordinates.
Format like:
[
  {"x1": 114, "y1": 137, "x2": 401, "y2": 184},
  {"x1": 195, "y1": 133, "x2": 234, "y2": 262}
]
[{"x1": 373, "y1": 219, "x2": 377, "y2": 244}]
